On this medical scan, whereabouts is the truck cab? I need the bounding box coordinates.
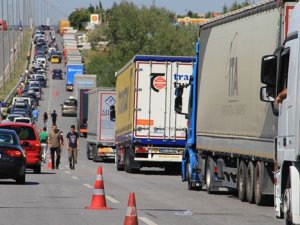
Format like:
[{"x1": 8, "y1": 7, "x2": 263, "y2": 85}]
[{"x1": 260, "y1": 3, "x2": 300, "y2": 224}]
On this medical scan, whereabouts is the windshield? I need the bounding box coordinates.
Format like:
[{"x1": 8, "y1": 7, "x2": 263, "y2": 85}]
[{"x1": 0, "y1": 126, "x2": 36, "y2": 140}]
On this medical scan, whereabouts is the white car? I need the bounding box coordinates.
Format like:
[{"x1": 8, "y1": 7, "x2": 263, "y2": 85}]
[{"x1": 14, "y1": 117, "x2": 32, "y2": 124}]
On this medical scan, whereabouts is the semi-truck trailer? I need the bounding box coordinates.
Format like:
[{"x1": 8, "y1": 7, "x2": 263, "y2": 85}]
[
  {"x1": 175, "y1": 1, "x2": 300, "y2": 224},
  {"x1": 65, "y1": 64, "x2": 84, "y2": 91},
  {"x1": 115, "y1": 55, "x2": 194, "y2": 173},
  {"x1": 86, "y1": 88, "x2": 116, "y2": 162},
  {"x1": 74, "y1": 74, "x2": 97, "y2": 137}
]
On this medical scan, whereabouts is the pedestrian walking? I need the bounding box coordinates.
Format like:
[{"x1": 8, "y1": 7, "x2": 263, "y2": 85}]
[
  {"x1": 48, "y1": 124, "x2": 63, "y2": 170},
  {"x1": 39, "y1": 127, "x2": 48, "y2": 163},
  {"x1": 51, "y1": 110, "x2": 57, "y2": 125},
  {"x1": 32, "y1": 108, "x2": 39, "y2": 125},
  {"x1": 66, "y1": 125, "x2": 79, "y2": 170},
  {"x1": 43, "y1": 112, "x2": 48, "y2": 126}
]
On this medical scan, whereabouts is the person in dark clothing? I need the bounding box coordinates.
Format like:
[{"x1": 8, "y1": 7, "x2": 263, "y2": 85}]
[
  {"x1": 66, "y1": 125, "x2": 79, "y2": 170},
  {"x1": 43, "y1": 112, "x2": 48, "y2": 126},
  {"x1": 51, "y1": 110, "x2": 57, "y2": 125}
]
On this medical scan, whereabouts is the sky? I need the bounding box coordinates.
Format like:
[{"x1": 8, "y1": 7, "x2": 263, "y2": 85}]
[{"x1": 54, "y1": 0, "x2": 258, "y2": 17}]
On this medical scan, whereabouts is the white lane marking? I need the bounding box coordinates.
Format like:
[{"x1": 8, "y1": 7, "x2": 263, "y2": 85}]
[
  {"x1": 72, "y1": 176, "x2": 79, "y2": 180},
  {"x1": 83, "y1": 183, "x2": 93, "y2": 189},
  {"x1": 138, "y1": 217, "x2": 158, "y2": 225},
  {"x1": 65, "y1": 171, "x2": 70, "y2": 174},
  {"x1": 106, "y1": 195, "x2": 120, "y2": 204}
]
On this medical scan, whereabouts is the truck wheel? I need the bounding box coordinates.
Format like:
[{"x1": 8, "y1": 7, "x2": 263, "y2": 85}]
[
  {"x1": 283, "y1": 176, "x2": 292, "y2": 225},
  {"x1": 186, "y1": 160, "x2": 198, "y2": 190},
  {"x1": 246, "y1": 161, "x2": 255, "y2": 203},
  {"x1": 254, "y1": 161, "x2": 264, "y2": 205},
  {"x1": 125, "y1": 149, "x2": 133, "y2": 173},
  {"x1": 115, "y1": 150, "x2": 124, "y2": 171},
  {"x1": 238, "y1": 160, "x2": 247, "y2": 202},
  {"x1": 86, "y1": 144, "x2": 92, "y2": 160},
  {"x1": 205, "y1": 157, "x2": 214, "y2": 194}
]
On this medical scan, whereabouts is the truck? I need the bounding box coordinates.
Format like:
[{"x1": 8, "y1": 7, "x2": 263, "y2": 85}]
[
  {"x1": 73, "y1": 74, "x2": 97, "y2": 137},
  {"x1": 174, "y1": 1, "x2": 300, "y2": 224},
  {"x1": 0, "y1": 19, "x2": 8, "y2": 31},
  {"x1": 115, "y1": 55, "x2": 194, "y2": 173},
  {"x1": 65, "y1": 64, "x2": 84, "y2": 91},
  {"x1": 86, "y1": 88, "x2": 116, "y2": 162},
  {"x1": 58, "y1": 19, "x2": 70, "y2": 35}
]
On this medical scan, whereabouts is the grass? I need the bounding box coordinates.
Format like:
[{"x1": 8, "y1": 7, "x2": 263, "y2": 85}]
[{"x1": 0, "y1": 29, "x2": 33, "y2": 104}]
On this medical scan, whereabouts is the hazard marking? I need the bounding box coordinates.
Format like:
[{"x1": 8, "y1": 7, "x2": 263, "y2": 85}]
[
  {"x1": 53, "y1": 90, "x2": 59, "y2": 96},
  {"x1": 153, "y1": 76, "x2": 166, "y2": 90}
]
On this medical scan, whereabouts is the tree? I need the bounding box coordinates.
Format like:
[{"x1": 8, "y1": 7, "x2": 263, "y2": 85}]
[{"x1": 86, "y1": 2, "x2": 197, "y2": 86}]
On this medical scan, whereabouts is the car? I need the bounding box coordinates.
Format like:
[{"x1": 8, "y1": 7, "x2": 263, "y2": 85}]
[
  {"x1": 33, "y1": 75, "x2": 47, "y2": 88},
  {"x1": 0, "y1": 129, "x2": 26, "y2": 184},
  {"x1": 0, "y1": 123, "x2": 42, "y2": 173},
  {"x1": 50, "y1": 55, "x2": 61, "y2": 63},
  {"x1": 28, "y1": 87, "x2": 42, "y2": 100},
  {"x1": 14, "y1": 117, "x2": 32, "y2": 124},
  {"x1": 21, "y1": 93, "x2": 39, "y2": 106},
  {"x1": 5, "y1": 113, "x2": 24, "y2": 122},
  {"x1": 52, "y1": 69, "x2": 63, "y2": 79},
  {"x1": 61, "y1": 98, "x2": 77, "y2": 117}
]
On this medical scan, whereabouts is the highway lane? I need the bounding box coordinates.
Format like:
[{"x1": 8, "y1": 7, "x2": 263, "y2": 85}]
[
  {"x1": 0, "y1": 30, "x2": 22, "y2": 80},
  {"x1": 0, "y1": 31, "x2": 285, "y2": 225}
]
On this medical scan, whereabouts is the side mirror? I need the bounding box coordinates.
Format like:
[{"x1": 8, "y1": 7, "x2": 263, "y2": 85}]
[
  {"x1": 260, "y1": 86, "x2": 275, "y2": 102},
  {"x1": 261, "y1": 55, "x2": 277, "y2": 86}
]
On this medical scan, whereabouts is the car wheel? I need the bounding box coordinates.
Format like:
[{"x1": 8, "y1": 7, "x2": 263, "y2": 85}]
[
  {"x1": 34, "y1": 164, "x2": 41, "y2": 174},
  {"x1": 16, "y1": 174, "x2": 26, "y2": 184}
]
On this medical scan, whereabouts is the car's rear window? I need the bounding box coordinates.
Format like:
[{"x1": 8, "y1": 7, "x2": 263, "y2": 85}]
[
  {"x1": 64, "y1": 101, "x2": 76, "y2": 106},
  {"x1": 0, "y1": 126, "x2": 36, "y2": 140},
  {"x1": 0, "y1": 133, "x2": 17, "y2": 145}
]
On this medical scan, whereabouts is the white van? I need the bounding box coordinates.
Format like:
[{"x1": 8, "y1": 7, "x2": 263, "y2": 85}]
[{"x1": 12, "y1": 97, "x2": 32, "y2": 107}]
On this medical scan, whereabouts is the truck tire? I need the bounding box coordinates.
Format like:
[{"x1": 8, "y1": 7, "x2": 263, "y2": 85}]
[
  {"x1": 115, "y1": 150, "x2": 124, "y2": 171},
  {"x1": 254, "y1": 161, "x2": 264, "y2": 205},
  {"x1": 86, "y1": 144, "x2": 92, "y2": 160},
  {"x1": 246, "y1": 161, "x2": 255, "y2": 203},
  {"x1": 283, "y1": 176, "x2": 292, "y2": 225},
  {"x1": 238, "y1": 160, "x2": 247, "y2": 202},
  {"x1": 125, "y1": 149, "x2": 133, "y2": 173},
  {"x1": 205, "y1": 157, "x2": 214, "y2": 194},
  {"x1": 92, "y1": 145, "x2": 100, "y2": 162},
  {"x1": 186, "y1": 160, "x2": 200, "y2": 190},
  {"x1": 15, "y1": 174, "x2": 26, "y2": 184}
]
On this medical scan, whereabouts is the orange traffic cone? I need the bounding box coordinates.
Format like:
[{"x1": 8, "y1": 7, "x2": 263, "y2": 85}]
[
  {"x1": 47, "y1": 156, "x2": 52, "y2": 169},
  {"x1": 124, "y1": 192, "x2": 138, "y2": 225},
  {"x1": 85, "y1": 166, "x2": 112, "y2": 210}
]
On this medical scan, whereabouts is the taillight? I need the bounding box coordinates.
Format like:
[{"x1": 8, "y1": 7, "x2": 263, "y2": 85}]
[
  {"x1": 5, "y1": 150, "x2": 22, "y2": 158},
  {"x1": 214, "y1": 166, "x2": 218, "y2": 174},
  {"x1": 135, "y1": 147, "x2": 148, "y2": 153}
]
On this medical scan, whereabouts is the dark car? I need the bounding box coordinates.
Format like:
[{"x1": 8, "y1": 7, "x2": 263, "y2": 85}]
[
  {"x1": 21, "y1": 93, "x2": 39, "y2": 106},
  {"x1": 0, "y1": 123, "x2": 42, "y2": 174},
  {"x1": 0, "y1": 129, "x2": 26, "y2": 184},
  {"x1": 52, "y1": 69, "x2": 63, "y2": 79}
]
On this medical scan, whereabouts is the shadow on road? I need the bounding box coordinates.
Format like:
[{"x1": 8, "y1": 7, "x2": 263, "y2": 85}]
[{"x1": 0, "y1": 181, "x2": 39, "y2": 185}]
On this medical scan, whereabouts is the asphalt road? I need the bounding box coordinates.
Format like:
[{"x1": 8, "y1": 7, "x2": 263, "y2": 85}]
[
  {"x1": 0, "y1": 31, "x2": 285, "y2": 225},
  {"x1": 0, "y1": 30, "x2": 22, "y2": 80}
]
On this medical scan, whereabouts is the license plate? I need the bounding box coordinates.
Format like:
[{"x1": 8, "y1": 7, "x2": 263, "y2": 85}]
[
  {"x1": 98, "y1": 147, "x2": 113, "y2": 153},
  {"x1": 158, "y1": 155, "x2": 181, "y2": 159}
]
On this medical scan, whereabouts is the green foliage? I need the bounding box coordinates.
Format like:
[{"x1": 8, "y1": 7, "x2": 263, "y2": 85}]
[
  {"x1": 86, "y1": 2, "x2": 197, "y2": 87},
  {"x1": 225, "y1": 0, "x2": 252, "y2": 13}
]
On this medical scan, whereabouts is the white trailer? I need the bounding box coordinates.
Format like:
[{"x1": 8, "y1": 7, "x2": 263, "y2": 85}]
[
  {"x1": 115, "y1": 55, "x2": 194, "y2": 173},
  {"x1": 86, "y1": 88, "x2": 116, "y2": 162}
]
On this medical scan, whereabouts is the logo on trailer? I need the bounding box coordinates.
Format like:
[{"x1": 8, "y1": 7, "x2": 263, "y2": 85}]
[
  {"x1": 105, "y1": 96, "x2": 116, "y2": 107},
  {"x1": 151, "y1": 73, "x2": 166, "y2": 92}
]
